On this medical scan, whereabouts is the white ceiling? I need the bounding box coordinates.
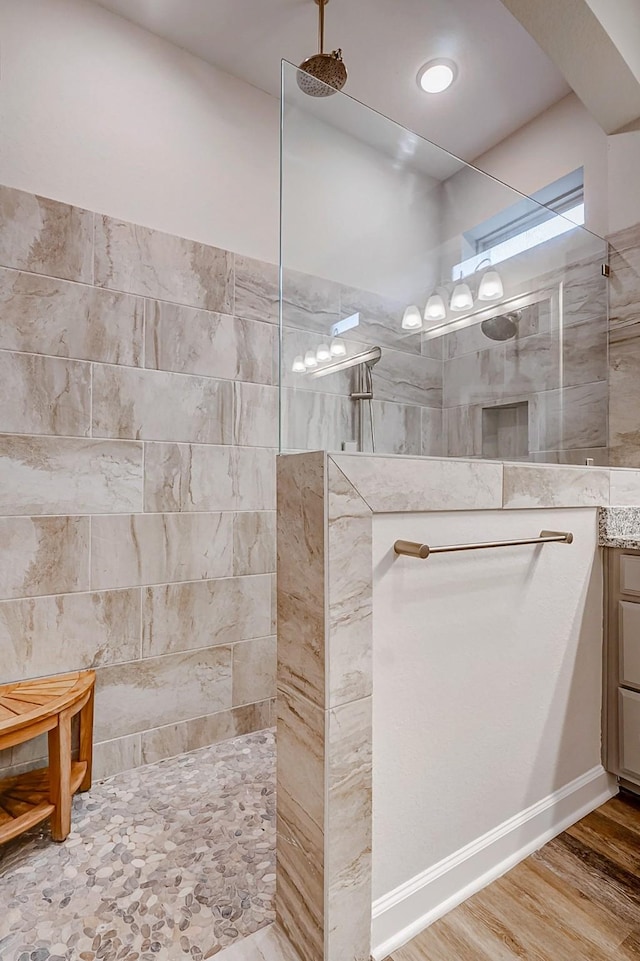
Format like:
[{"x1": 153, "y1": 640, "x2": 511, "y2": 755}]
[{"x1": 94, "y1": 0, "x2": 571, "y2": 162}]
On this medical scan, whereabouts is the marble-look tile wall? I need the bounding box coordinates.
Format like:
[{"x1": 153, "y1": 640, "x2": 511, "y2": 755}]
[
  {"x1": 609, "y1": 222, "x2": 640, "y2": 468},
  {"x1": 0, "y1": 184, "x2": 284, "y2": 780},
  {"x1": 442, "y1": 255, "x2": 609, "y2": 465}
]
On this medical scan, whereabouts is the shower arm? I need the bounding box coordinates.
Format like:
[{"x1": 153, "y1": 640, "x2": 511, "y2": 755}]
[{"x1": 318, "y1": 0, "x2": 325, "y2": 54}]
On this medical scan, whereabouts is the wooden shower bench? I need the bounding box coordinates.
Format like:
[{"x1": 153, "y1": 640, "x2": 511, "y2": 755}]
[{"x1": 0, "y1": 670, "x2": 95, "y2": 844}]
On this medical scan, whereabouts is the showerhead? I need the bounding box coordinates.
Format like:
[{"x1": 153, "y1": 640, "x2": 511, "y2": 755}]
[
  {"x1": 297, "y1": 0, "x2": 348, "y2": 97},
  {"x1": 481, "y1": 311, "x2": 520, "y2": 342}
]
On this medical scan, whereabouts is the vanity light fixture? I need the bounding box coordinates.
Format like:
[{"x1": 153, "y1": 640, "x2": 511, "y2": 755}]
[
  {"x1": 401, "y1": 305, "x2": 423, "y2": 330},
  {"x1": 316, "y1": 343, "x2": 331, "y2": 362},
  {"x1": 330, "y1": 337, "x2": 347, "y2": 356},
  {"x1": 424, "y1": 293, "x2": 447, "y2": 322},
  {"x1": 304, "y1": 350, "x2": 319, "y2": 369},
  {"x1": 450, "y1": 280, "x2": 473, "y2": 312},
  {"x1": 478, "y1": 268, "x2": 504, "y2": 301},
  {"x1": 291, "y1": 355, "x2": 307, "y2": 373},
  {"x1": 417, "y1": 59, "x2": 457, "y2": 94}
]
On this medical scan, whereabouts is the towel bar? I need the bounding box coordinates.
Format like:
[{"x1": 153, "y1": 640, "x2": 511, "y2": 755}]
[{"x1": 394, "y1": 530, "x2": 573, "y2": 560}]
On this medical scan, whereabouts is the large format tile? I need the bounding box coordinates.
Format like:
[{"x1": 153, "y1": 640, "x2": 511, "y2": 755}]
[
  {"x1": 277, "y1": 453, "x2": 326, "y2": 707},
  {"x1": 0, "y1": 435, "x2": 143, "y2": 515},
  {"x1": 140, "y1": 700, "x2": 272, "y2": 764},
  {"x1": 215, "y1": 925, "x2": 303, "y2": 961},
  {"x1": 373, "y1": 348, "x2": 442, "y2": 407},
  {"x1": 281, "y1": 388, "x2": 355, "y2": 452},
  {"x1": 233, "y1": 382, "x2": 278, "y2": 448},
  {"x1": 562, "y1": 319, "x2": 608, "y2": 388},
  {"x1": 144, "y1": 443, "x2": 275, "y2": 512},
  {"x1": 94, "y1": 216, "x2": 233, "y2": 312},
  {"x1": 92, "y1": 365, "x2": 233, "y2": 443},
  {"x1": 0, "y1": 185, "x2": 93, "y2": 282},
  {"x1": 327, "y1": 696, "x2": 373, "y2": 961},
  {"x1": 0, "y1": 351, "x2": 90, "y2": 436},
  {"x1": 444, "y1": 405, "x2": 482, "y2": 458},
  {"x1": 91, "y1": 512, "x2": 233, "y2": 590},
  {"x1": 443, "y1": 345, "x2": 506, "y2": 407},
  {"x1": 94, "y1": 646, "x2": 232, "y2": 740},
  {"x1": 143, "y1": 574, "x2": 273, "y2": 656},
  {"x1": 531, "y1": 383, "x2": 608, "y2": 452},
  {"x1": 503, "y1": 330, "x2": 561, "y2": 396},
  {"x1": 331, "y1": 454, "x2": 503, "y2": 512},
  {"x1": 0, "y1": 268, "x2": 144, "y2": 365},
  {"x1": 339, "y1": 284, "x2": 422, "y2": 355},
  {"x1": 327, "y1": 460, "x2": 372, "y2": 707},
  {"x1": 370, "y1": 401, "x2": 422, "y2": 455},
  {"x1": 233, "y1": 511, "x2": 276, "y2": 575},
  {"x1": 0, "y1": 516, "x2": 89, "y2": 600},
  {"x1": 0, "y1": 588, "x2": 141, "y2": 682},
  {"x1": 234, "y1": 255, "x2": 279, "y2": 325},
  {"x1": 232, "y1": 635, "x2": 277, "y2": 706},
  {"x1": 502, "y1": 463, "x2": 610, "y2": 508},
  {"x1": 421, "y1": 407, "x2": 445, "y2": 457},
  {"x1": 276, "y1": 687, "x2": 325, "y2": 961},
  {"x1": 145, "y1": 300, "x2": 275, "y2": 385},
  {"x1": 609, "y1": 333, "x2": 640, "y2": 467},
  {"x1": 93, "y1": 733, "x2": 142, "y2": 781},
  {"x1": 281, "y1": 267, "x2": 341, "y2": 334}
]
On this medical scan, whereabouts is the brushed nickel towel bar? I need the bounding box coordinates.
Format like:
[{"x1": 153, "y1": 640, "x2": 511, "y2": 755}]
[{"x1": 394, "y1": 530, "x2": 574, "y2": 560}]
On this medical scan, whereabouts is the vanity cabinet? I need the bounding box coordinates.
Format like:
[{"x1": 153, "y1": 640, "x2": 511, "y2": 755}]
[{"x1": 604, "y1": 548, "x2": 640, "y2": 790}]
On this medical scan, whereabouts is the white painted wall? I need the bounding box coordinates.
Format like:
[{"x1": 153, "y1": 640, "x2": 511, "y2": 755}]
[
  {"x1": 0, "y1": 0, "x2": 281, "y2": 263},
  {"x1": 372, "y1": 507, "x2": 609, "y2": 950}
]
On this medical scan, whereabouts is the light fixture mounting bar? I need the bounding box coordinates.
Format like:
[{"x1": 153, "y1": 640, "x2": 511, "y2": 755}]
[{"x1": 310, "y1": 345, "x2": 381, "y2": 378}]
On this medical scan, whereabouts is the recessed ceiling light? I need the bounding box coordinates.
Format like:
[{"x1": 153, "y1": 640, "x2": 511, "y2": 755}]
[{"x1": 417, "y1": 59, "x2": 457, "y2": 94}]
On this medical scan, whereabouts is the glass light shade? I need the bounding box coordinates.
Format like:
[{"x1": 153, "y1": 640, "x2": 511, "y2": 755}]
[
  {"x1": 402, "y1": 305, "x2": 423, "y2": 330},
  {"x1": 291, "y1": 355, "x2": 306, "y2": 373},
  {"x1": 478, "y1": 269, "x2": 504, "y2": 301},
  {"x1": 316, "y1": 343, "x2": 331, "y2": 362},
  {"x1": 304, "y1": 350, "x2": 318, "y2": 368},
  {"x1": 330, "y1": 338, "x2": 347, "y2": 356},
  {"x1": 424, "y1": 294, "x2": 446, "y2": 322},
  {"x1": 450, "y1": 282, "x2": 473, "y2": 312}
]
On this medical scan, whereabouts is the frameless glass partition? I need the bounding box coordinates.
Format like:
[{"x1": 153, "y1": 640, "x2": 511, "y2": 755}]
[{"x1": 279, "y1": 60, "x2": 609, "y2": 463}]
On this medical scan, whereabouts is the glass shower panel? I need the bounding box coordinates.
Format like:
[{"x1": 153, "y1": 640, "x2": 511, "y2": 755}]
[{"x1": 279, "y1": 60, "x2": 609, "y2": 463}]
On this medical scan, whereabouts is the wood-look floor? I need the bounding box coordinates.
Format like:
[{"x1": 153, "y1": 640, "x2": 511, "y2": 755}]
[{"x1": 385, "y1": 792, "x2": 640, "y2": 961}]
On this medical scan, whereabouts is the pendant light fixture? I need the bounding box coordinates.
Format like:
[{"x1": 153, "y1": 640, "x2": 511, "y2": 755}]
[
  {"x1": 297, "y1": 0, "x2": 347, "y2": 98},
  {"x1": 450, "y1": 279, "x2": 473, "y2": 312},
  {"x1": 424, "y1": 292, "x2": 447, "y2": 323},
  {"x1": 316, "y1": 343, "x2": 331, "y2": 362},
  {"x1": 292, "y1": 355, "x2": 307, "y2": 373},
  {"x1": 402, "y1": 305, "x2": 423, "y2": 330},
  {"x1": 478, "y1": 269, "x2": 504, "y2": 301}
]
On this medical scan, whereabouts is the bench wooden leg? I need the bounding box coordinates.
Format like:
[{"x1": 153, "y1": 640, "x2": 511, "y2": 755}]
[
  {"x1": 78, "y1": 686, "x2": 94, "y2": 792},
  {"x1": 48, "y1": 708, "x2": 72, "y2": 842}
]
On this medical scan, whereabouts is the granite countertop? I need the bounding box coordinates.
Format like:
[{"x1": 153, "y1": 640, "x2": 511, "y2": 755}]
[{"x1": 598, "y1": 506, "x2": 640, "y2": 549}]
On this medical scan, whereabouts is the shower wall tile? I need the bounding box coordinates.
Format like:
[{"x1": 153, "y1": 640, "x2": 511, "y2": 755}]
[
  {"x1": 233, "y1": 382, "x2": 278, "y2": 448},
  {"x1": 530, "y1": 382, "x2": 608, "y2": 452},
  {"x1": 421, "y1": 406, "x2": 445, "y2": 457},
  {"x1": 280, "y1": 326, "x2": 352, "y2": 397},
  {"x1": 503, "y1": 330, "x2": 560, "y2": 396},
  {"x1": 609, "y1": 331, "x2": 640, "y2": 466},
  {"x1": 326, "y1": 696, "x2": 372, "y2": 961},
  {"x1": 444, "y1": 405, "x2": 482, "y2": 458},
  {"x1": 0, "y1": 268, "x2": 144, "y2": 365},
  {"x1": 92, "y1": 365, "x2": 233, "y2": 444},
  {"x1": 370, "y1": 401, "x2": 422, "y2": 455},
  {"x1": 502, "y1": 463, "x2": 610, "y2": 509},
  {"x1": 443, "y1": 345, "x2": 505, "y2": 407},
  {"x1": 0, "y1": 435, "x2": 143, "y2": 516},
  {"x1": 145, "y1": 300, "x2": 275, "y2": 385},
  {"x1": 562, "y1": 318, "x2": 608, "y2": 388},
  {"x1": 232, "y1": 635, "x2": 277, "y2": 707},
  {"x1": 140, "y1": 699, "x2": 273, "y2": 765},
  {"x1": 90, "y1": 512, "x2": 233, "y2": 590},
  {"x1": 0, "y1": 516, "x2": 89, "y2": 599},
  {"x1": 281, "y1": 388, "x2": 355, "y2": 452},
  {"x1": 331, "y1": 453, "x2": 503, "y2": 512},
  {"x1": 0, "y1": 351, "x2": 91, "y2": 436},
  {"x1": 530, "y1": 448, "x2": 609, "y2": 466},
  {"x1": 234, "y1": 255, "x2": 279, "y2": 325},
  {"x1": 327, "y1": 460, "x2": 372, "y2": 707},
  {"x1": 93, "y1": 733, "x2": 142, "y2": 781},
  {"x1": 374, "y1": 348, "x2": 442, "y2": 407},
  {"x1": 94, "y1": 646, "x2": 232, "y2": 741},
  {"x1": 144, "y1": 443, "x2": 275, "y2": 513},
  {"x1": 277, "y1": 452, "x2": 326, "y2": 708},
  {"x1": 281, "y1": 267, "x2": 341, "y2": 334},
  {"x1": 233, "y1": 511, "x2": 276, "y2": 576},
  {"x1": 0, "y1": 185, "x2": 93, "y2": 283},
  {"x1": 142, "y1": 574, "x2": 273, "y2": 657},
  {"x1": 276, "y1": 685, "x2": 325, "y2": 961},
  {"x1": 0, "y1": 587, "x2": 141, "y2": 682},
  {"x1": 94, "y1": 216, "x2": 234, "y2": 312},
  {"x1": 338, "y1": 284, "x2": 422, "y2": 355}
]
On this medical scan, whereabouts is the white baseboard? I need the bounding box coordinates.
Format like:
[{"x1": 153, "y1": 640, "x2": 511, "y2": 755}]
[{"x1": 371, "y1": 765, "x2": 617, "y2": 961}]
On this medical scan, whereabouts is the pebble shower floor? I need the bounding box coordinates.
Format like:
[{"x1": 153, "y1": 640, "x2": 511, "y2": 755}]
[{"x1": 0, "y1": 730, "x2": 276, "y2": 961}]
